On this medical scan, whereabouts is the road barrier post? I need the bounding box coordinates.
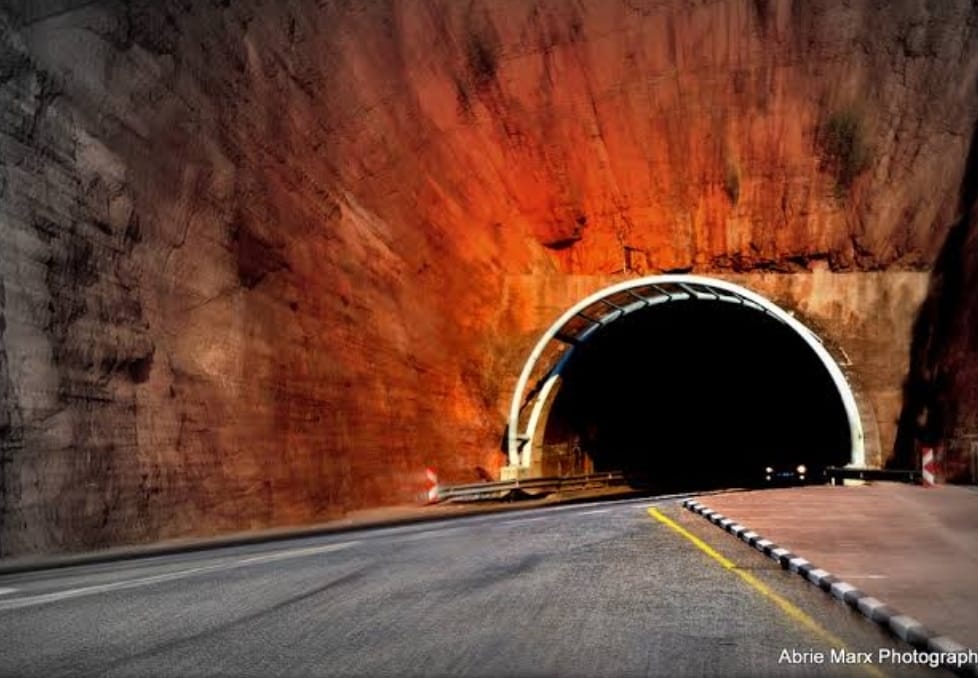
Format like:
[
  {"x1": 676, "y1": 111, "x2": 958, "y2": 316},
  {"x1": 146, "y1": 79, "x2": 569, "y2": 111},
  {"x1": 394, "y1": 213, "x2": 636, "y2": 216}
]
[
  {"x1": 921, "y1": 447, "x2": 936, "y2": 487},
  {"x1": 425, "y1": 467, "x2": 441, "y2": 503}
]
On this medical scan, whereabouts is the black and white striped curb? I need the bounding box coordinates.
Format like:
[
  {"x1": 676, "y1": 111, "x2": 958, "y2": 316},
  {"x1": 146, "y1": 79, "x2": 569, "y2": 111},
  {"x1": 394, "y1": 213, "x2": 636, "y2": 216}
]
[{"x1": 682, "y1": 499, "x2": 978, "y2": 678}]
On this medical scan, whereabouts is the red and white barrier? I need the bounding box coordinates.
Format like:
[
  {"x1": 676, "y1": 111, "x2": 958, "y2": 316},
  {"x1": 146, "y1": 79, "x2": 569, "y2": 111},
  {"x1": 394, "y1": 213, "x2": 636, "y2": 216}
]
[
  {"x1": 424, "y1": 467, "x2": 440, "y2": 504},
  {"x1": 922, "y1": 447, "x2": 936, "y2": 487}
]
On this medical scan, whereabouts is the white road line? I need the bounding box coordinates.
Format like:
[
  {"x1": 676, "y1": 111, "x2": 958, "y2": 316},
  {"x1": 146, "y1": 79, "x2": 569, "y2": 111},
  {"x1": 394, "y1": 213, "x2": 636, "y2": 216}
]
[
  {"x1": 0, "y1": 587, "x2": 18, "y2": 596},
  {"x1": 0, "y1": 541, "x2": 358, "y2": 612},
  {"x1": 838, "y1": 574, "x2": 888, "y2": 580},
  {"x1": 577, "y1": 509, "x2": 611, "y2": 515},
  {"x1": 233, "y1": 542, "x2": 357, "y2": 566},
  {"x1": 501, "y1": 517, "x2": 549, "y2": 525},
  {"x1": 374, "y1": 527, "x2": 467, "y2": 544}
]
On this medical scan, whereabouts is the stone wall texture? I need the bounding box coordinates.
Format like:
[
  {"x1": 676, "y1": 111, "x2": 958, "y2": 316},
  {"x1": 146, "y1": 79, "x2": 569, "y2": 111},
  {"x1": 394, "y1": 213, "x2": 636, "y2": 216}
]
[{"x1": 1, "y1": 0, "x2": 976, "y2": 556}]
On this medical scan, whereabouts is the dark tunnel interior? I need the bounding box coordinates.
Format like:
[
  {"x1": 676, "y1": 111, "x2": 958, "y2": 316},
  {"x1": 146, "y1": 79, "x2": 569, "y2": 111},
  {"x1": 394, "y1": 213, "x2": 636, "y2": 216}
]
[{"x1": 542, "y1": 302, "x2": 852, "y2": 491}]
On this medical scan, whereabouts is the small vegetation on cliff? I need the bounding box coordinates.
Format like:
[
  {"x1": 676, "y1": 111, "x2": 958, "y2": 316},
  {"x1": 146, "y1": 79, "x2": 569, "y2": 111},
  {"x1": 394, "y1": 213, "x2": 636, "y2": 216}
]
[{"x1": 820, "y1": 109, "x2": 872, "y2": 197}]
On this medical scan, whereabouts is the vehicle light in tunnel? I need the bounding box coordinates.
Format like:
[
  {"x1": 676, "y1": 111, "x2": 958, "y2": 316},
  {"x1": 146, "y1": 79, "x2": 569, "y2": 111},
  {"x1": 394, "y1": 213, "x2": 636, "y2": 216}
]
[
  {"x1": 765, "y1": 466, "x2": 774, "y2": 474},
  {"x1": 796, "y1": 464, "x2": 807, "y2": 474}
]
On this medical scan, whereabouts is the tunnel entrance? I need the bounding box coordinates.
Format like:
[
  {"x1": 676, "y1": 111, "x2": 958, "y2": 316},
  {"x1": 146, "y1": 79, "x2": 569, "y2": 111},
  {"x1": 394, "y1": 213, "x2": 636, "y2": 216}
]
[
  {"x1": 505, "y1": 276, "x2": 864, "y2": 491},
  {"x1": 541, "y1": 302, "x2": 851, "y2": 491}
]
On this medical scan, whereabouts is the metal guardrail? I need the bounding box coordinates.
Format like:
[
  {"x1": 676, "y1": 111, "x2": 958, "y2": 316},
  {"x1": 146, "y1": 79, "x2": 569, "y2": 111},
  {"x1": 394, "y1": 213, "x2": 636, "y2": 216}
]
[
  {"x1": 825, "y1": 466, "x2": 921, "y2": 484},
  {"x1": 440, "y1": 467, "x2": 923, "y2": 502},
  {"x1": 438, "y1": 471, "x2": 627, "y2": 503}
]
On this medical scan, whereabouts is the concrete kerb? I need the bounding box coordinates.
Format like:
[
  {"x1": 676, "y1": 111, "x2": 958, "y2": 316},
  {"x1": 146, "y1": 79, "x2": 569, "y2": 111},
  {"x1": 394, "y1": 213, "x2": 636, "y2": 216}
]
[{"x1": 681, "y1": 498, "x2": 978, "y2": 678}]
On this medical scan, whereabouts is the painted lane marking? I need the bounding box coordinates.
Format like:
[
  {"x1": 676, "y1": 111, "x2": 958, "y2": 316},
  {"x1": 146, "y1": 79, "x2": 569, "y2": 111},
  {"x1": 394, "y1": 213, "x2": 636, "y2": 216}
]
[
  {"x1": 0, "y1": 588, "x2": 18, "y2": 596},
  {"x1": 500, "y1": 517, "x2": 549, "y2": 526},
  {"x1": 233, "y1": 542, "x2": 357, "y2": 565},
  {"x1": 646, "y1": 508, "x2": 884, "y2": 678},
  {"x1": 0, "y1": 541, "x2": 358, "y2": 612},
  {"x1": 384, "y1": 528, "x2": 467, "y2": 544},
  {"x1": 578, "y1": 509, "x2": 611, "y2": 516}
]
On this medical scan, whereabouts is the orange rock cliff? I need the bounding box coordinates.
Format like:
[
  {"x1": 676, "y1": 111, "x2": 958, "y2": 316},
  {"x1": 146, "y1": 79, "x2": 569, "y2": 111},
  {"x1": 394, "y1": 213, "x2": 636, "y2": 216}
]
[{"x1": 0, "y1": 0, "x2": 976, "y2": 556}]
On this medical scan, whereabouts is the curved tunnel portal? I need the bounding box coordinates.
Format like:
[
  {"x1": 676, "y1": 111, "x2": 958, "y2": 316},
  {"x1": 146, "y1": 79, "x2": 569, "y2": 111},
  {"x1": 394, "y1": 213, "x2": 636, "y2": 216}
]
[{"x1": 507, "y1": 277, "x2": 861, "y2": 492}]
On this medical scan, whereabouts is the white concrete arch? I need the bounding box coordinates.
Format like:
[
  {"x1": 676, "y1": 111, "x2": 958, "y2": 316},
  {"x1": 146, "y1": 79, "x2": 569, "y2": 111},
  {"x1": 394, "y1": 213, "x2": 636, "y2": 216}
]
[{"x1": 506, "y1": 275, "x2": 865, "y2": 473}]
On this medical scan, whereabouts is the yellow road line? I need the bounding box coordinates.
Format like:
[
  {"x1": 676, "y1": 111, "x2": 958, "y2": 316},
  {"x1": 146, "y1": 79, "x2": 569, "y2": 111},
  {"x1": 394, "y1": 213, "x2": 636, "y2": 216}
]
[{"x1": 647, "y1": 508, "x2": 885, "y2": 678}]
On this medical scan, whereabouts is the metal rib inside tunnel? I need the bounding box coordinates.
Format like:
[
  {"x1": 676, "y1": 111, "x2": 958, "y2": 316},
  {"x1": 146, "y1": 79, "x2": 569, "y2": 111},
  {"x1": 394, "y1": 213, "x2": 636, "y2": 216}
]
[{"x1": 506, "y1": 276, "x2": 865, "y2": 488}]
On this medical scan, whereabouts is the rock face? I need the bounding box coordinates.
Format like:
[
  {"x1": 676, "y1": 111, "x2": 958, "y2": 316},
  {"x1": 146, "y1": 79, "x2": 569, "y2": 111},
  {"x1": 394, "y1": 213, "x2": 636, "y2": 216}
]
[
  {"x1": 0, "y1": 0, "x2": 976, "y2": 556},
  {"x1": 894, "y1": 123, "x2": 978, "y2": 479}
]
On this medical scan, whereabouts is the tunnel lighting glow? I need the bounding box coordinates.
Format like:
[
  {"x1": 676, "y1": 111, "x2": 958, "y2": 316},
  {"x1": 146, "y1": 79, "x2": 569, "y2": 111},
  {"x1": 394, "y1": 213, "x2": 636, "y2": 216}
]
[{"x1": 796, "y1": 464, "x2": 807, "y2": 474}]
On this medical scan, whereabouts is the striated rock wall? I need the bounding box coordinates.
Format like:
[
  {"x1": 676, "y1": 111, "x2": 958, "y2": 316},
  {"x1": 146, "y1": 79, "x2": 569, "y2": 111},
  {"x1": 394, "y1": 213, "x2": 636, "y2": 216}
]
[{"x1": 0, "y1": 0, "x2": 976, "y2": 556}]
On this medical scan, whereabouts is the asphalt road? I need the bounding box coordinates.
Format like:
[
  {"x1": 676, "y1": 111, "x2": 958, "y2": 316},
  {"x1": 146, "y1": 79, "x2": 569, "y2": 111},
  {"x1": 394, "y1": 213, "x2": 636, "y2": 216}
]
[{"x1": 0, "y1": 497, "x2": 946, "y2": 677}]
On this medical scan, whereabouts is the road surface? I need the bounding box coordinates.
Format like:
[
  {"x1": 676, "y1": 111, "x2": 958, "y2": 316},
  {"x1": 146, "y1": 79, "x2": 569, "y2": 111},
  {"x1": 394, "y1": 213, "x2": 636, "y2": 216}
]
[{"x1": 0, "y1": 497, "x2": 944, "y2": 677}]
